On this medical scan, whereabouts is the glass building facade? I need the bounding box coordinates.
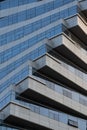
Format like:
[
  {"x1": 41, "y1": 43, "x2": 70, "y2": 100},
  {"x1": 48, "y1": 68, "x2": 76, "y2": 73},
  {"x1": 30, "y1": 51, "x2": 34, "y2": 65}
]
[{"x1": 0, "y1": 0, "x2": 87, "y2": 130}]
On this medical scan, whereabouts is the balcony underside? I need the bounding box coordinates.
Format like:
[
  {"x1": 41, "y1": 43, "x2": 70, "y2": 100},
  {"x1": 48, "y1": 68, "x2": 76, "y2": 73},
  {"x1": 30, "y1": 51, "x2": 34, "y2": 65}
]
[
  {"x1": 66, "y1": 14, "x2": 87, "y2": 45},
  {"x1": 4, "y1": 115, "x2": 50, "y2": 130},
  {"x1": 16, "y1": 77, "x2": 87, "y2": 119},
  {"x1": 50, "y1": 34, "x2": 87, "y2": 72},
  {"x1": 69, "y1": 26, "x2": 87, "y2": 45},
  {"x1": 82, "y1": 10, "x2": 87, "y2": 17},
  {"x1": 80, "y1": 0, "x2": 87, "y2": 17},
  {"x1": 34, "y1": 54, "x2": 87, "y2": 95}
]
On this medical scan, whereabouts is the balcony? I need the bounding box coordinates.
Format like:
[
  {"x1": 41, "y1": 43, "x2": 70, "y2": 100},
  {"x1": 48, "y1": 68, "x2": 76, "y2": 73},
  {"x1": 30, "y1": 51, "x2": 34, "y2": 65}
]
[
  {"x1": 48, "y1": 33, "x2": 87, "y2": 71},
  {"x1": 65, "y1": 14, "x2": 87, "y2": 44},
  {"x1": 0, "y1": 102, "x2": 80, "y2": 130},
  {"x1": 16, "y1": 76, "x2": 87, "y2": 118},
  {"x1": 0, "y1": 103, "x2": 52, "y2": 130},
  {"x1": 33, "y1": 53, "x2": 87, "y2": 94}
]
